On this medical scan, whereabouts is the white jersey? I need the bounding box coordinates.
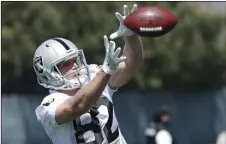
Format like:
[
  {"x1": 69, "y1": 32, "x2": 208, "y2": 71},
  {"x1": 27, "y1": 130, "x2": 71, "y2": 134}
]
[{"x1": 35, "y1": 84, "x2": 127, "y2": 144}]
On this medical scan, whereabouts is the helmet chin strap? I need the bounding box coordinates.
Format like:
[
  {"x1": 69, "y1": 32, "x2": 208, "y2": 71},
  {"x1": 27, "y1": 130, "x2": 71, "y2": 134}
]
[
  {"x1": 53, "y1": 75, "x2": 90, "y2": 93},
  {"x1": 39, "y1": 71, "x2": 90, "y2": 92},
  {"x1": 38, "y1": 62, "x2": 91, "y2": 92},
  {"x1": 67, "y1": 74, "x2": 90, "y2": 88}
]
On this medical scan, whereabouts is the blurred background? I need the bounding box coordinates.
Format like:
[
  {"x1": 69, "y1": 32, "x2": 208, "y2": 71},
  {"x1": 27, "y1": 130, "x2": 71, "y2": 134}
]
[{"x1": 2, "y1": 1, "x2": 226, "y2": 144}]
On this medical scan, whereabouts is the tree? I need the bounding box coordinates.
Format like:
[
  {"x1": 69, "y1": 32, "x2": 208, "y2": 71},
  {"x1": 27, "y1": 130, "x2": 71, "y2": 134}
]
[{"x1": 2, "y1": 2, "x2": 226, "y2": 92}]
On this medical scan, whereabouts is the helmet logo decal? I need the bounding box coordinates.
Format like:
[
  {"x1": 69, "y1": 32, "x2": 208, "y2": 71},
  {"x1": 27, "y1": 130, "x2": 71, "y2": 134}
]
[
  {"x1": 42, "y1": 98, "x2": 55, "y2": 106},
  {"x1": 34, "y1": 56, "x2": 44, "y2": 73}
]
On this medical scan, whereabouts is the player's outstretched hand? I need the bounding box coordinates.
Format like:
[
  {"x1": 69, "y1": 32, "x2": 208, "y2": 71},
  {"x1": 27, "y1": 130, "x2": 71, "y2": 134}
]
[
  {"x1": 110, "y1": 4, "x2": 138, "y2": 40},
  {"x1": 101, "y1": 35, "x2": 126, "y2": 75}
]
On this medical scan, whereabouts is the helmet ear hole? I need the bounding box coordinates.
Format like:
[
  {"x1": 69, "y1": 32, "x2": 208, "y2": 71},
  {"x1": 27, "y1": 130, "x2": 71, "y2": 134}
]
[
  {"x1": 53, "y1": 66, "x2": 59, "y2": 73},
  {"x1": 51, "y1": 71, "x2": 61, "y2": 79},
  {"x1": 42, "y1": 76, "x2": 48, "y2": 80}
]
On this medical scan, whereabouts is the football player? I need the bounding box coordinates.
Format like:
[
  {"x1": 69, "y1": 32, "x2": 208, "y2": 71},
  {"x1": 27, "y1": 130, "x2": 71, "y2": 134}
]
[{"x1": 34, "y1": 4, "x2": 143, "y2": 144}]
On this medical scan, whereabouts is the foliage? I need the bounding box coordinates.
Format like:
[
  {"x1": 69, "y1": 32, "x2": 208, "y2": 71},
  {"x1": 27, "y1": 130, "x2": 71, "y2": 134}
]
[{"x1": 2, "y1": 2, "x2": 226, "y2": 91}]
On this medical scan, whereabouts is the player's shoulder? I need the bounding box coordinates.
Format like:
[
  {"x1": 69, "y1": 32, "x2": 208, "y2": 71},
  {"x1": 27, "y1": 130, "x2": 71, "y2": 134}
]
[
  {"x1": 35, "y1": 92, "x2": 69, "y2": 124},
  {"x1": 40, "y1": 92, "x2": 68, "y2": 106},
  {"x1": 88, "y1": 64, "x2": 101, "y2": 78},
  {"x1": 35, "y1": 92, "x2": 69, "y2": 116}
]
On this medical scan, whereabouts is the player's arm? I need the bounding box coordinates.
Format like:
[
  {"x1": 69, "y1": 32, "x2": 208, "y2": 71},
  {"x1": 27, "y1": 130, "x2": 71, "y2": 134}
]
[
  {"x1": 55, "y1": 70, "x2": 110, "y2": 124},
  {"x1": 55, "y1": 36, "x2": 125, "y2": 125},
  {"x1": 108, "y1": 4, "x2": 144, "y2": 89},
  {"x1": 109, "y1": 35, "x2": 143, "y2": 89}
]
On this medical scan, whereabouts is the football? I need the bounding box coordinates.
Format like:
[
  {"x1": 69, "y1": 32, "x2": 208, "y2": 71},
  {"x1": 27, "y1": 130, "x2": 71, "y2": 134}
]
[{"x1": 124, "y1": 6, "x2": 178, "y2": 37}]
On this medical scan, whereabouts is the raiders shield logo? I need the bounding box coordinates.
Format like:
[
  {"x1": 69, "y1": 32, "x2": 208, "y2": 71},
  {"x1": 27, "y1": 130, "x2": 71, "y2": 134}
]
[{"x1": 34, "y1": 56, "x2": 44, "y2": 73}]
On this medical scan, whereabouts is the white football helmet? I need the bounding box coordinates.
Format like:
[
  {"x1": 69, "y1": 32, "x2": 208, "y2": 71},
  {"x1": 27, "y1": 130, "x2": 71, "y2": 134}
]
[{"x1": 33, "y1": 37, "x2": 91, "y2": 90}]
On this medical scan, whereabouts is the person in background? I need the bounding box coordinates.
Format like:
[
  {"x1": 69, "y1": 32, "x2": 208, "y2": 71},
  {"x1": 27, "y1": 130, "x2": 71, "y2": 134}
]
[
  {"x1": 144, "y1": 105, "x2": 176, "y2": 144},
  {"x1": 216, "y1": 131, "x2": 226, "y2": 144}
]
